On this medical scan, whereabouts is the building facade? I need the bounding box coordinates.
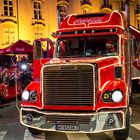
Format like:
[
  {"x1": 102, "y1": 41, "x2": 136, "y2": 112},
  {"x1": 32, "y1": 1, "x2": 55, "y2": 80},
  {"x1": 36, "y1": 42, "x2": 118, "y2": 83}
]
[{"x1": 0, "y1": 0, "x2": 140, "y2": 49}]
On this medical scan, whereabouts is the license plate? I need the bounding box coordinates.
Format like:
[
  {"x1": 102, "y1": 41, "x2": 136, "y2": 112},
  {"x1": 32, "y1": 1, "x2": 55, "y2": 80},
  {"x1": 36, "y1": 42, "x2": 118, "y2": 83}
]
[{"x1": 55, "y1": 124, "x2": 79, "y2": 131}]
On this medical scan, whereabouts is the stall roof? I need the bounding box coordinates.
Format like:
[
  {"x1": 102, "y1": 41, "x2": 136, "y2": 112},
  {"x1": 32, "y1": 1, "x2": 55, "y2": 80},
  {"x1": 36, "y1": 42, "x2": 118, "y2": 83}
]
[{"x1": 0, "y1": 40, "x2": 33, "y2": 54}]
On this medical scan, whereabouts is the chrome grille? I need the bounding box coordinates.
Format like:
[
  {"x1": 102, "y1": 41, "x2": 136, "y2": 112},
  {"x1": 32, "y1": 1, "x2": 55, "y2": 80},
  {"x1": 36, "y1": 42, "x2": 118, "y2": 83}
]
[{"x1": 43, "y1": 64, "x2": 95, "y2": 106}]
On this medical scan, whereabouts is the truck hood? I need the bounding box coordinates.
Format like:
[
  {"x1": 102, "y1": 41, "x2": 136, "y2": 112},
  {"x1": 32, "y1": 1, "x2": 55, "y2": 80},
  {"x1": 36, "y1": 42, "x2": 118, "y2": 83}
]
[{"x1": 49, "y1": 56, "x2": 120, "y2": 68}]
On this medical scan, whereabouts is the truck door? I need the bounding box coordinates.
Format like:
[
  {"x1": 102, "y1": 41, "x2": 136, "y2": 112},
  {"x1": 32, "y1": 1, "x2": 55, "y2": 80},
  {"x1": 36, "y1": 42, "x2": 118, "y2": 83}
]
[{"x1": 131, "y1": 37, "x2": 140, "y2": 93}]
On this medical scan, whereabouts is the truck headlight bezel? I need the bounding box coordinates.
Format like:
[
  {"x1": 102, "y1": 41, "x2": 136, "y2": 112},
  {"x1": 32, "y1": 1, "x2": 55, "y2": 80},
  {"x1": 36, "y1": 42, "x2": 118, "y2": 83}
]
[
  {"x1": 22, "y1": 90, "x2": 38, "y2": 102},
  {"x1": 102, "y1": 90, "x2": 123, "y2": 103}
]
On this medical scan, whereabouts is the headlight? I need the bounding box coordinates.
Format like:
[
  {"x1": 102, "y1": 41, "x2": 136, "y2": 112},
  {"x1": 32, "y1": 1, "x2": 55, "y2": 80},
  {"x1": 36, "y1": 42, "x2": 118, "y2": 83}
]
[
  {"x1": 22, "y1": 90, "x2": 30, "y2": 101},
  {"x1": 22, "y1": 90, "x2": 38, "y2": 102},
  {"x1": 30, "y1": 91, "x2": 37, "y2": 101},
  {"x1": 102, "y1": 91, "x2": 111, "y2": 102},
  {"x1": 112, "y1": 90, "x2": 123, "y2": 102}
]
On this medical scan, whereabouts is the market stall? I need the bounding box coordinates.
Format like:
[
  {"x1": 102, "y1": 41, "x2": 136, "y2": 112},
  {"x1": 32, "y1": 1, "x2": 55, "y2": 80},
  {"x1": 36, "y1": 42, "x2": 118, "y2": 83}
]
[{"x1": 0, "y1": 40, "x2": 33, "y2": 103}]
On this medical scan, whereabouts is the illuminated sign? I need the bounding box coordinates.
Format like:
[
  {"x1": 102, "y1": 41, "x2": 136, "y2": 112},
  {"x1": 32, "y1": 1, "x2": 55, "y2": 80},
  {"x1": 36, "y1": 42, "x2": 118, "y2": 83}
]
[
  {"x1": 74, "y1": 17, "x2": 103, "y2": 24},
  {"x1": 15, "y1": 48, "x2": 25, "y2": 51}
]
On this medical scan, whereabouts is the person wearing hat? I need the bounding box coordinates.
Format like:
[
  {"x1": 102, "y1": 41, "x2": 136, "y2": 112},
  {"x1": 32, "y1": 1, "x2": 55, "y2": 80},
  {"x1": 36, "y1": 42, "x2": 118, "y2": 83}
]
[{"x1": 105, "y1": 41, "x2": 115, "y2": 53}]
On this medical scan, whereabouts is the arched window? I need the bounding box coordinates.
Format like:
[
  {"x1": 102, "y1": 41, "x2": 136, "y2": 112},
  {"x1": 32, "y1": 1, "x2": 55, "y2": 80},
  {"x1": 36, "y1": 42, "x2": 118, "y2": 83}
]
[
  {"x1": 3, "y1": 0, "x2": 13, "y2": 16},
  {"x1": 4, "y1": 27, "x2": 14, "y2": 45},
  {"x1": 57, "y1": 0, "x2": 69, "y2": 27},
  {"x1": 80, "y1": 0, "x2": 92, "y2": 14},
  {"x1": 136, "y1": 19, "x2": 140, "y2": 30},
  {"x1": 101, "y1": 0, "x2": 112, "y2": 11},
  {"x1": 120, "y1": 1, "x2": 125, "y2": 11},
  {"x1": 2, "y1": 23, "x2": 15, "y2": 47},
  {"x1": 57, "y1": 5, "x2": 67, "y2": 23},
  {"x1": 33, "y1": 1, "x2": 42, "y2": 20}
]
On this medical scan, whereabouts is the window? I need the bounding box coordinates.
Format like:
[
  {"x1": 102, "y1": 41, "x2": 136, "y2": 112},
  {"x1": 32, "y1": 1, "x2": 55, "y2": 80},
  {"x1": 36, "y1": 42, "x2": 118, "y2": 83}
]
[
  {"x1": 133, "y1": 38, "x2": 139, "y2": 58},
  {"x1": 3, "y1": 0, "x2": 13, "y2": 16},
  {"x1": 34, "y1": 29, "x2": 42, "y2": 39},
  {"x1": 34, "y1": 1, "x2": 42, "y2": 19},
  {"x1": 120, "y1": 1, "x2": 125, "y2": 11},
  {"x1": 4, "y1": 27, "x2": 14, "y2": 45},
  {"x1": 57, "y1": 5, "x2": 68, "y2": 27},
  {"x1": 34, "y1": 25, "x2": 43, "y2": 39},
  {"x1": 136, "y1": 19, "x2": 140, "y2": 30}
]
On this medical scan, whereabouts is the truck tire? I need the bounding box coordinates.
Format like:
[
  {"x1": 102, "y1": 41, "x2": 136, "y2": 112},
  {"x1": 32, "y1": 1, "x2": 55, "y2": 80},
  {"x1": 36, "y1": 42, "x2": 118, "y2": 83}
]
[
  {"x1": 0, "y1": 97, "x2": 3, "y2": 104},
  {"x1": 28, "y1": 127, "x2": 43, "y2": 135},
  {"x1": 0, "y1": 96, "x2": 4, "y2": 104},
  {"x1": 113, "y1": 110, "x2": 130, "y2": 140}
]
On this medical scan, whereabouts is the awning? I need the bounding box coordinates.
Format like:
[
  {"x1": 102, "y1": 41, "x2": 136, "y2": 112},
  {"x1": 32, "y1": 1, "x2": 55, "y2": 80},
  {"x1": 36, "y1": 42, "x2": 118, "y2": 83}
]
[{"x1": 0, "y1": 40, "x2": 33, "y2": 54}]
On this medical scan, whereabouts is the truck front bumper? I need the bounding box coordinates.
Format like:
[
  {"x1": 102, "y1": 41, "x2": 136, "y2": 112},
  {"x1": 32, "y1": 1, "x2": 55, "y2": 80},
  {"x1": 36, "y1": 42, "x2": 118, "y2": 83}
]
[{"x1": 20, "y1": 108, "x2": 125, "y2": 133}]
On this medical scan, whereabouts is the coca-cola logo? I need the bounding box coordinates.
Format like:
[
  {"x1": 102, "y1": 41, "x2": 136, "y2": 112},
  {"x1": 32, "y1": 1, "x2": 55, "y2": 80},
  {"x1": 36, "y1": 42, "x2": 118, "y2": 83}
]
[
  {"x1": 0, "y1": 50, "x2": 4, "y2": 53},
  {"x1": 74, "y1": 17, "x2": 103, "y2": 24},
  {"x1": 6, "y1": 49, "x2": 11, "y2": 52},
  {"x1": 15, "y1": 48, "x2": 24, "y2": 51}
]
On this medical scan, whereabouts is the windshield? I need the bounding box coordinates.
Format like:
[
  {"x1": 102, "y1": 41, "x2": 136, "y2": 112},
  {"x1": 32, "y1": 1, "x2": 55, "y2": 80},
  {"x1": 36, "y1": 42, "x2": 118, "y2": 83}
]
[{"x1": 55, "y1": 35, "x2": 119, "y2": 58}]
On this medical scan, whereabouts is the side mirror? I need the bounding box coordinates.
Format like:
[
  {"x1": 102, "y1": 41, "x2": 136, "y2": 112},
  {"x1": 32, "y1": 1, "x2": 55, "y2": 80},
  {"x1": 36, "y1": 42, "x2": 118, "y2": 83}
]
[
  {"x1": 40, "y1": 38, "x2": 54, "y2": 58},
  {"x1": 33, "y1": 40, "x2": 42, "y2": 60},
  {"x1": 34, "y1": 38, "x2": 54, "y2": 59}
]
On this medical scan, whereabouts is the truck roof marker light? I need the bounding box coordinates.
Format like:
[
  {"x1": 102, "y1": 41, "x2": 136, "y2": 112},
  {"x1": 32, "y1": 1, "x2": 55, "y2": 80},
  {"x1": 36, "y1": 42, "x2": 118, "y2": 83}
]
[
  {"x1": 83, "y1": 30, "x2": 86, "y2": 34},
  {"x1": 112, "y1": 90, "x2": 123, "y2": 103},
  {"x1": 58, "y1": 32, "x2": 61, "y2": 35},
  {"x1": 75, "y1": 31, "x2": 78, "y2": 34},
  {"x1": 92, "y1": 30, "x2": 94, "y2": 33}
]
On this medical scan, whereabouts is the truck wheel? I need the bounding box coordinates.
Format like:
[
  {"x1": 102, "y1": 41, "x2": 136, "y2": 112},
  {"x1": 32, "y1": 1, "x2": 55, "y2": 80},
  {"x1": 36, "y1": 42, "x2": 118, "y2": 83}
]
[
  {"x1": 0, "y1": 97, "x2": 4, "y2": 104},
  {"x1": 0, "y1": 98, "x2": 2, "y2": 104},
  {"x1": 28, "y1": 127, "x2": 43, "y2": 135},
  {"x1": 113, "y1": 110, "x2": 130, "y2": 140},
  {"x1": 129, "y1": 93, "x2": 133, "y2": 104}
]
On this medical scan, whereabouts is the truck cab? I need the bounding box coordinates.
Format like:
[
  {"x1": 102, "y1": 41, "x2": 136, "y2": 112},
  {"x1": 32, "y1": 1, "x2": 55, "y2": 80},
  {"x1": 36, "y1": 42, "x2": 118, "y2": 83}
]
[{"x1": 20, "y1": 11, "x2": 137, "y2": 140}]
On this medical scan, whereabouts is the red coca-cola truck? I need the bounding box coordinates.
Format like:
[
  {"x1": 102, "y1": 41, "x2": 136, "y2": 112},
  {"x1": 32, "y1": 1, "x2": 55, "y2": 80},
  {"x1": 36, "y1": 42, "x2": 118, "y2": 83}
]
[{"x1": 20, "y1": 11, "x2": 140, "y2": 140}]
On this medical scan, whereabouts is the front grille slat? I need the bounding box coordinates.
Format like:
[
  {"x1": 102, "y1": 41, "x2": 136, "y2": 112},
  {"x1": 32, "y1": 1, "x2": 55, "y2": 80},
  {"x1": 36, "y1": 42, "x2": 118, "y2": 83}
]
[{"x1": 43, "y1": 64, "x2": 95, "y2": 106}]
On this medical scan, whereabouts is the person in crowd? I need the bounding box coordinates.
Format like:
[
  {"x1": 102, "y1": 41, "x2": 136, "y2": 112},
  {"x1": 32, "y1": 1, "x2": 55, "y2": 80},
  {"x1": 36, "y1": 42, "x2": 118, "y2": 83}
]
[
  {"x1": 12, "y1": 54, "x2": 17, "y2": 64},
  {"x1": 20, "y1": 56, "x2": 27, "y2": 63}
]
